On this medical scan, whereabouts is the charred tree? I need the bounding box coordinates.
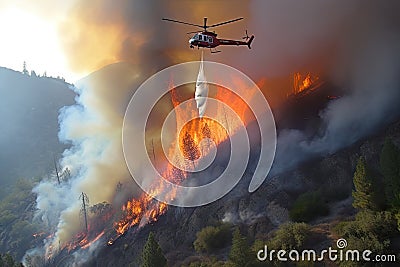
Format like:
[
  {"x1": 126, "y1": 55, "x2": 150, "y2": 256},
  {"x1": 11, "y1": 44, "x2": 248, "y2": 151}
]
[
  {"x1": 53, "y1": 156, "x2": 61, "y2": 184},
  {"x1": 79, "y1": 192, "x2": 89, "y2": 233},
  {"x1": 116, "y1": 181, "x2": 123, "y2": 193},
  {"x1": 151, "y1": 139, "x2": 156, "y2": 162},
  {"x1": 61, "y1": 167, "x2": 71, "y2": 181}
]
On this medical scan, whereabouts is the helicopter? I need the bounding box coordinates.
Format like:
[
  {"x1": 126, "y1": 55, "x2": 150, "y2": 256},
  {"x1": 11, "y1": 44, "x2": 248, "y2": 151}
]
[{"x1": 162, "y1": 17, "x2": 254, "y2": 53}]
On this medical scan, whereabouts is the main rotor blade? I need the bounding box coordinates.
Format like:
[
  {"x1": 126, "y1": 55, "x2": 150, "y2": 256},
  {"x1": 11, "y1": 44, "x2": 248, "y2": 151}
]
[
  {"x1": 208, "y1": 17, "x2": 244, "y2": 28},
  {"x1": 162, "y1": 18, "x2": 203, "y2": 28}
]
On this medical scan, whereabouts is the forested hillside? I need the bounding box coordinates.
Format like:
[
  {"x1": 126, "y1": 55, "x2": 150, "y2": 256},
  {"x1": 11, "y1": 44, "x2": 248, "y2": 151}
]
[{"x1": 0, "y1": 67, "x2": 75, "y2": 190}]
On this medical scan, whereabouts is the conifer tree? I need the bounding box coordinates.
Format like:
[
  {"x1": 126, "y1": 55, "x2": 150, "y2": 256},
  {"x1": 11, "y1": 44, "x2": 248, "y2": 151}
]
[
  {"x1": 228, "y1": 228, "x2": 252, "y2": 267},
  {"x1": 352, "y1": 157, "x2": 376, "y2": 210},
  {"x1": 22, "y1": 61, "x2": 29, "y2": 75},
  {"x1": 181, "y1": 131, "x2": 200, "y2": 168},
  {"x1": 380, "y1": 138, "x2": 400, "y2": 208},
  {"x1": 141, "y1": 232, "x2": 167, "y2": 267},
  {"x1": 201, "y1": 123, "x2": 211, "y2": 139}
]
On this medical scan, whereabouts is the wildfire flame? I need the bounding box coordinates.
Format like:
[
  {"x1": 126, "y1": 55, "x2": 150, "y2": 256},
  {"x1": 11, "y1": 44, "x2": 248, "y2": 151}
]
[
  {"x1": 44, "y1": 206, "x2": 114, "y2": 259},
  {"x1": 293, "y1": 72, "x2": 319, "y2": 94},
  {"x1": 111, "y1": 79, "x2": 257, "y2": 240}
]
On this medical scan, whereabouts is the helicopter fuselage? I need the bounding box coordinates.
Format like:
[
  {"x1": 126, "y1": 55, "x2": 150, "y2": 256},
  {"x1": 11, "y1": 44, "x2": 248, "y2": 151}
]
[
  {"x1": 162, "y1": 17, "x2": 254, "y2": 52},
  {"x1": 189, "y1": 31, "x2": 253, "y2": 49}
]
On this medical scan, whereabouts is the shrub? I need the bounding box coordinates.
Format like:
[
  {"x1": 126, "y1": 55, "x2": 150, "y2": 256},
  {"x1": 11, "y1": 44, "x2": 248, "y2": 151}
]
[
  {"x1": 334, "y1": 210, "x2": 396, "y2": 254},
  {"x1": 269, "y1": 222, "x2": 310, "y2": 250},
  {"x1": 188, "y1": 258, "x2": 225, "y2": 267},
  {"x1": 289, "y1": 191, "x2": 329, "y2": 222},
  {"x1": 194, "y1": 224, "x2": 231, "y2": 253}
]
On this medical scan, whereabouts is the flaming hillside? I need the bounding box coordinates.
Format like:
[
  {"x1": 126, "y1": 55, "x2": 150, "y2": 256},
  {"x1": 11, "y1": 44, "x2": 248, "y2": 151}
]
[{"x1": 112, "y1": 79, "x2": 258, "y2": 242}]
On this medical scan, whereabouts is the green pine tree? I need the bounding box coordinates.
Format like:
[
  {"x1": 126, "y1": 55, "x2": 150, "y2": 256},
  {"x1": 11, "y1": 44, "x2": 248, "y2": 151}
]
[
  {"x1": 380, "y1": 138, "x2": 400, "y2": 208},
  {"x1": 228, "y1": 228, "x2": 252, "y2": 267},
  {"x1": 352, "y1": 157, "x2": 377, "y2": 210},
  {"x1": 140, "y1": 232, "x2": 167, "y2": 267}
]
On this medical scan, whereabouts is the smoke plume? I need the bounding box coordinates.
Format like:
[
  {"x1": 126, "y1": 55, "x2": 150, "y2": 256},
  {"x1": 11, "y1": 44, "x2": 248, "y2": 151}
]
[{"x1": 269, "y1": 1, "x2": 400, "y2": 174}]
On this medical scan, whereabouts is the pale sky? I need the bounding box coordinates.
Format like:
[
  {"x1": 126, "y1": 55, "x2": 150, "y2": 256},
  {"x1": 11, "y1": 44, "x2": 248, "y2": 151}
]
[{"x1": 0, "y1": 1, "x2": 82, "y2": 82}]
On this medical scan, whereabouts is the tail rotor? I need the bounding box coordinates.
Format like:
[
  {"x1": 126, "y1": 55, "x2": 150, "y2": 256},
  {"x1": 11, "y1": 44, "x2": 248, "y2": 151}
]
[{"x1": 242, "y1": 30, "x2": 250, "y2": 41}]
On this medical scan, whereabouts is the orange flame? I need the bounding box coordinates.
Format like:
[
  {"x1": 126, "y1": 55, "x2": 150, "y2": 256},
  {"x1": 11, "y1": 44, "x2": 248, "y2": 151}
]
[
  {"x1": 80, "y1": 231, "x2": 105, "y2": 250},
  {"x1": 61, "y1": 229, "x2": 106, "y2": 252},
  {"x1": 293, "y1": 72, "x2": 319, "y2": 94}
]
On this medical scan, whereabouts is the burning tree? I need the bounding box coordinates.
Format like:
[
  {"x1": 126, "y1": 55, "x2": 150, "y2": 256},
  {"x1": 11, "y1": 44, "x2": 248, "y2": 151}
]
[
  {"x1": 181, "y1": 131, "x2": 200, "y2": 168},
  {"x1": 200, "y1": 122, "x2": 212, "y2": 154},
  {"x1": 201, "y1": 122, "x2": 211, "y2": 139},
  {"x1": 171, "y1": 167, "x2": 185, "y2": 184}
]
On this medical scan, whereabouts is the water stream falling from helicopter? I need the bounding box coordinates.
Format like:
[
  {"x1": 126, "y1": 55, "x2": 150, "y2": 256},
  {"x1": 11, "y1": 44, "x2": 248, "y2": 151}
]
[{"x1": 195, "y1": 52, "x2": 209, "y2": 117}]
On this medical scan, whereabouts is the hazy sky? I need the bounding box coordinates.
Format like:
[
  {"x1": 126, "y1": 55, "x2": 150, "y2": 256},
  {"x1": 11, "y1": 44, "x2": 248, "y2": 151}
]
[
  {"x1": 0, "y1": 1, "x2": 79, "y2": 81},
  {"x1": 0, "y1": 1, "x2": 248, "y2": 84}
]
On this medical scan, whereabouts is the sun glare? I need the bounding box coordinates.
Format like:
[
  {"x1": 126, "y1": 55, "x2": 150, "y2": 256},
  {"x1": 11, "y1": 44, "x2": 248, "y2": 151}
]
[{"x1": 0, "y1": 7, "x2": 79, "y2": 82}]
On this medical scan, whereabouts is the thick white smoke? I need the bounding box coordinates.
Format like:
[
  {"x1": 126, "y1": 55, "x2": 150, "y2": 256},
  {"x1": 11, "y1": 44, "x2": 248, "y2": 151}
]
[{"x1": 26, "y1": 63, "x2": 144, "y2": 264}]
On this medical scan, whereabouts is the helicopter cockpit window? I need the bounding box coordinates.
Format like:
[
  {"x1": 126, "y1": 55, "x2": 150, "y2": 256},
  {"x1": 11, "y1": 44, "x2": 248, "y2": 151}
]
[{"x1": 194, "y1": 33, "x2": 199, "y2": 39}]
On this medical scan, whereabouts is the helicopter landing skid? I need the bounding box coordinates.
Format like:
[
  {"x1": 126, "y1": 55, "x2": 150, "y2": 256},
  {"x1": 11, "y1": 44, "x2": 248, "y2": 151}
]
[{"x1": 210, "y1": 48, "x2": 221, "y2": 53}]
